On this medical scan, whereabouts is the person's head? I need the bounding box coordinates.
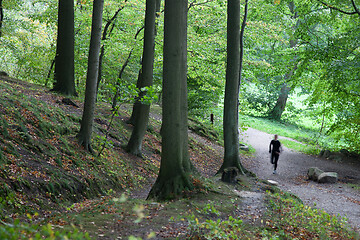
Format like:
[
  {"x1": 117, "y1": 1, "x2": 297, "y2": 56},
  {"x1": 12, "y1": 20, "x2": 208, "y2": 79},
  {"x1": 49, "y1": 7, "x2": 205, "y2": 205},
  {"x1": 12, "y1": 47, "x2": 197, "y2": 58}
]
[{"x1": 274, "y1": 134, "x2": 278, "y2": 140}]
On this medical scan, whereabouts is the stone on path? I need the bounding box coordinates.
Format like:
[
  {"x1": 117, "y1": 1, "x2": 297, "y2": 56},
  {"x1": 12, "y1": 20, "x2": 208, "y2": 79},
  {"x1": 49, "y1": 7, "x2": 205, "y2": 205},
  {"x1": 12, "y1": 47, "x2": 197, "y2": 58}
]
[
  {"x1": 239, "y1": 144, "x2": 249, "y2": 152},
  {"x1": 307, "y1": 167, "x2": 324, "y2": 181},
  {"x1": 267, "y1": 180, "x2": 279, "y2": 186},
  {"x1": 318, "y1": 172, "x2": 338, "y2": 183},
  {"x1": 307, "y1": 167, "x2": 338, "y2": 183}
]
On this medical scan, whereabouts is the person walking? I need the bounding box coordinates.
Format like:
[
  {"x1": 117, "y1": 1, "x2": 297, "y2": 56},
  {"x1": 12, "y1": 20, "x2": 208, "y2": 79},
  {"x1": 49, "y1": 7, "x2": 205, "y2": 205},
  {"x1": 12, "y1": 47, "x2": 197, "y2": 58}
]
[{"x1": 269, "y1": 134, "x2": 282, "y2": 174}]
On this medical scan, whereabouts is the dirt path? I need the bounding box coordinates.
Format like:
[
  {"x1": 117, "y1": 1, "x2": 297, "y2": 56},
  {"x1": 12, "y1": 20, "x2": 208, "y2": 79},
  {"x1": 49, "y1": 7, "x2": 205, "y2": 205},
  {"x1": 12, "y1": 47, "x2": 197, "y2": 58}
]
[{"x1": 240, "y1": 128, "x2": 360, "y2": 232}]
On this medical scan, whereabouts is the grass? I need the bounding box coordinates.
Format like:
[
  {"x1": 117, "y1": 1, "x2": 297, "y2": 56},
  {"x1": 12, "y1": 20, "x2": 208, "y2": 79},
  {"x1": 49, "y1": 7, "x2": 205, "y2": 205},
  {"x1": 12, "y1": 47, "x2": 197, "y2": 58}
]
[
  {"x1": 239, "y1": 114, "x2": 343, "y2": 154},
  {"x1": 188, "y1": 190, "x2": 358, "y2": 240},
  {"x1": 281, "y1": 139, "x2": 318, "y2": 155}
]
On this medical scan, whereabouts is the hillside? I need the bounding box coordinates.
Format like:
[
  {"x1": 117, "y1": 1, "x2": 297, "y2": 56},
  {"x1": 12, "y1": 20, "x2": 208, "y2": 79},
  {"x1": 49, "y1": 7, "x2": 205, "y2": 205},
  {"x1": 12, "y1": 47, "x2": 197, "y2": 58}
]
[{"x1": 0, "y1": 75, "x2": 358, "y2": 239}]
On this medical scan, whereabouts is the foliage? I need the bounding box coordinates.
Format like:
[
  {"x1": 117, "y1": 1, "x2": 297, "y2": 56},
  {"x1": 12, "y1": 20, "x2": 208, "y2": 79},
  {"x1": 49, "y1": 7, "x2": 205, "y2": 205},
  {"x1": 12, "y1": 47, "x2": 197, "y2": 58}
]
[
  {"x1": 290, "y1": 0, "x2": 360, "y2": 151},
  {"x1": 0, "y1": 219, "x2": 90, "y2": 240},
  {"x1": 187, "y1": 191, "x2": 358, "y2": 239},
  {"x1": 263, "y1": 192, "x2": 357, "y2": 239},
  {"x1": 238, "y1": 114, "x2": 347, "y2": 154}
]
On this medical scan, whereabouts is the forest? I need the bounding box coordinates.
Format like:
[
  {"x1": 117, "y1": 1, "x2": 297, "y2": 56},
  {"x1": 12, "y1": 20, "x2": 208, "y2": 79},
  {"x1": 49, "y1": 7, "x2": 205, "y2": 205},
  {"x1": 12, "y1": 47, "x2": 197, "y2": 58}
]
[{"x1": 0, "y1": 0, "x2": 359, "y2": 239}]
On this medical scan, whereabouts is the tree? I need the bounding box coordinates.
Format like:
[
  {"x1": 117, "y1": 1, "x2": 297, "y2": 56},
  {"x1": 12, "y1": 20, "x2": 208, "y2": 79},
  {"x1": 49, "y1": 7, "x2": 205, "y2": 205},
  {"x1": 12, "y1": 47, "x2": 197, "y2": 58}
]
[
  {"x1": 52, "y1": 0, "x2": 77, "y2": 96},
  {"x1": 0, "y1": 0, "x2": 3, "y2": 38},
  {"x1": 126, "y1": 0, "x2": 160, "y2": 157},
  {"x1": 268, "y1": 1, "x2": 299, "y2": 120},
  {"x1": 97, "y1": 1, "x2": 129, "y2": 93},
  {"x1": 217, "y1": 0, "x2": 246, "y2": 174},
  {"x1": 77, "y1": 0, "x2": 104, "y2": 152},
  {"x1": 127, "y1": 0, "x2": 161, "y2": 126},
  {"x1": 295, "y1": 0, "x2": 360, "y2": 150},
  {"x1": 147, "y1": 0, "x2": 194, "y2": 200}
]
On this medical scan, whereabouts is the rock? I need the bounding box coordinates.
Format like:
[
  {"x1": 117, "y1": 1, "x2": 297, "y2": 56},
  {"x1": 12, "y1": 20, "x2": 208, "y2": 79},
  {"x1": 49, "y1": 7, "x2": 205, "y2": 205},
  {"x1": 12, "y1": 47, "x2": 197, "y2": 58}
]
[
  {"x1": 221, "y1": 167, "x2": 239, "y2": 184},
  {"x1": 319, "y1": 150, "x2": 325, "y2": 157},
  {"x1": 328, "y1": 153, "x2": 343, "y2": 162},
  {"x1": 323, "y1": 150, "x2": 331, "y2": 158},
  {"x1": 267, "y1": 180, "x2": 279, "y2": 186},
  {"x1": 340, "y1": 149, "x2": 350, "y2": 156},
  {"x1": 318, "y1": 172, "x2": 338, "y2": 183},
  {"x1": 0, "y1": 71, "x2": 8, "y2": 76},
  {"x1": 307, "y1": 167, "x2": 324, "y2": 181},
  {"x1": 239, "y1": 144, "x2": 249, "y2": 152}
]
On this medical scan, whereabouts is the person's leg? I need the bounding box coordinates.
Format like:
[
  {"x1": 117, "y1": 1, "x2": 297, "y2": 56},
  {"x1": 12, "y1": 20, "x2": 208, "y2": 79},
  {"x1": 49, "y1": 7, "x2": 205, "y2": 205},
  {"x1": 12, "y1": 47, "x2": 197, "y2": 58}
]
[
  {"x1": 270, "y1": 153, "x2": 275, "y2": 164},
  {"x1": 273, "y1": 155, "x2": 279, "y2": 173}
]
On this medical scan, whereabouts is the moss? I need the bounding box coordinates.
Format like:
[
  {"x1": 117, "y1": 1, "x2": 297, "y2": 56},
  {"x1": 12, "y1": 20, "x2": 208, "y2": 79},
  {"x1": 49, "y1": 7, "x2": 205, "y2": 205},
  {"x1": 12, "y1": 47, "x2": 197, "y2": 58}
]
[{"x1": 0, "y1": 118, "x2": 9, "y2": 138}]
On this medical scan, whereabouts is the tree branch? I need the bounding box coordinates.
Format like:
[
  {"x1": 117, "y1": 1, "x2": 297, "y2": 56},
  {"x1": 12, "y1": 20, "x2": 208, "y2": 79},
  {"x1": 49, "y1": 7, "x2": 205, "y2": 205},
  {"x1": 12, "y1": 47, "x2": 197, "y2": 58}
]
[
  {"x1": 188, "y1": 0, "x2": 215, "y2": 10},
  {"x1": 351, "y1": 0, "x2": 360, "y2": 16},
  {"x1": 102, "y1": 1, "x2": 128, "y2": 41},
  {"x1": 317, "y1": 0, "x2": 358, "y2": 15}
]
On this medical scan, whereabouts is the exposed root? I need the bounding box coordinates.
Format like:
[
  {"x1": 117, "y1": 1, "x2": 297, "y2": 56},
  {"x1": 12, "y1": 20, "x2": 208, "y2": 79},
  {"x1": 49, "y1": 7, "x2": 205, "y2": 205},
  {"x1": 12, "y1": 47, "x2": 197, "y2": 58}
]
[{"x1": 147, "y1": 174, "x2": 194, "y2": 201}]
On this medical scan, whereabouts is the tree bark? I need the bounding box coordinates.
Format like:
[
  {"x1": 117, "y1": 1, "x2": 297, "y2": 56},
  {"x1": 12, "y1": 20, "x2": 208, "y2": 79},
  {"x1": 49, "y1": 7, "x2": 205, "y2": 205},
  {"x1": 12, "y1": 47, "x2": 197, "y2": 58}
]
[
  {"x1": 238, "y1": 0, "x2": 248, "y2": 87},
  {"x1": 147, "y1": 0, "x2": 194, "y2": 201},
  {"x1": 126, "y1": 0, "x2": 159, "y2": 157},
  {"x1": 127, "y1": 0, "x2": 161, "y2": 126},
  {"x1": 52, "y1": 0, "x2": 77, "y2": 96},
  {"x1": 0, "y1": 0, "x2": 3, "y2": 38},
  {"x1": 77, "y1": 0, "x2": 104, "y2": 152},
  {"x1": 217, "y1": 0, "x2": 246, "y2": 175},
  {"x1": 269, "y1": 83, "x2": 291, "y2": 120}
]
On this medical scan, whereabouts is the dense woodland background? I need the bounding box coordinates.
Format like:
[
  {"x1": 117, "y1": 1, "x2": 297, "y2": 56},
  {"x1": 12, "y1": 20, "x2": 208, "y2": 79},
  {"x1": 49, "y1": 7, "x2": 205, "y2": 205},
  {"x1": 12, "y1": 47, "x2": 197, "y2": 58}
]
[
  {"x1": 0, "y1": 0, "x2": 360, "y2": 239},
  {"x1": 1, "y1": 0, "x2": 359, "y2": 153}
]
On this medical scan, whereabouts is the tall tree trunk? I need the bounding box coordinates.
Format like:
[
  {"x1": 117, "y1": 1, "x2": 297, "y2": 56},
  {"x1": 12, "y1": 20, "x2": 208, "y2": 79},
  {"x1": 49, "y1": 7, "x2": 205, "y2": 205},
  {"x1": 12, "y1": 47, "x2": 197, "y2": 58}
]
[
  {"x1": 127, "y1": 0, "x2": 161, "y2": 125},
  {"x1": 269, "y1": 1, "x2": 298, "y2": 120},
  {"x1": 0, "y1": 0, "x2": 3, "y2": 38},
  {"x1": 52, "y1": 0, "x2": 77, "y2": 96},
  {"x1": 126, "y1": 0, "x2": 159, "y2": 157},
  {"x1": 77, "y1": 0, "x2": 104, "y2": 152},
  {"x1": 217, "y1": 0, "x2": 246, "y2": 174},
  {"x1": 269, "y1": 83, "x2": 291, "y2": 120},
  {"x1": 147, "y1": 0, "x2": 194, "y2": 201}
]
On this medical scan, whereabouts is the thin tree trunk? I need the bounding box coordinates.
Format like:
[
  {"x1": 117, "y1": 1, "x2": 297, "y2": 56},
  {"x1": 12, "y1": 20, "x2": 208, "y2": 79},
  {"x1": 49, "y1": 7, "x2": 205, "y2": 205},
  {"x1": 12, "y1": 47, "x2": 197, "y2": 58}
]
[
  {"x1": 0, "y1": 0, "x2": 3, "y2": 38},
  {"x1": 217, "y1": 0, "x2": 246, "y2": 175},
  {"x1": 111, "y1": 49, "x2": 133, "y2": 110},
  {"x1": 52, "y1": 0, "x2": 77, "y2": 96},
  {"x1": 127, "y1": 0, "x2": 161, "y2": 126},
  {"x1": 45, "y1": 57, "x2": 56, "y2": 87},
  {"x1": 238, "y1": 0, "x2": 248, "y2": 87},
  {"x1": 126, "y1": 0, "x2": 159, "y2": 156},
  {"x1": 97, "y1": 2, "x2": 128, "y2": 93},
  {"x1": 147, "y1": 0, "x2": 194, "y2": 201},
  {"x1": 77, "y1": 0, "x2": 104, "y2": 152}
]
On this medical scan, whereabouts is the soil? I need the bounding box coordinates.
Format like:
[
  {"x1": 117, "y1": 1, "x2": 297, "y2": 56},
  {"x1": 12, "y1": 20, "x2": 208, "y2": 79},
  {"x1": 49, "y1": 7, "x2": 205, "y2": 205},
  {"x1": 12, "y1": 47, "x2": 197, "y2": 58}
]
[{"x1": 240, "y1": 127, "x2": 360, "y2": 232}]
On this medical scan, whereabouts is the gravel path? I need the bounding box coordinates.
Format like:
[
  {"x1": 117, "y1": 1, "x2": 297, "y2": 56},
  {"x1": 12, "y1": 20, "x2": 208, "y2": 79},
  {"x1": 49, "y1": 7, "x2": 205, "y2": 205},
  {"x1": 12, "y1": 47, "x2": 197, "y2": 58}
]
[{"x1": 240, "y1": 128, "x2": 360, "y2": 232}]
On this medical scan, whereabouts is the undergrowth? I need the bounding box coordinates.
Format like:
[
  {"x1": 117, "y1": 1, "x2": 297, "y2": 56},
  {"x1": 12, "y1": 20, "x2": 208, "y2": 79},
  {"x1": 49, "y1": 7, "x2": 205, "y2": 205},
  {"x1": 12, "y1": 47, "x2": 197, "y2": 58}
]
[
  {"x1": 1, "y1": 77, "x2": 358, "y2": 239},
  {"x1": 188, "y1": 190, "x2": 358, "y2": 239},
  {"x1": 0, "y1": 78, "x2": 159, "y2": 220}
]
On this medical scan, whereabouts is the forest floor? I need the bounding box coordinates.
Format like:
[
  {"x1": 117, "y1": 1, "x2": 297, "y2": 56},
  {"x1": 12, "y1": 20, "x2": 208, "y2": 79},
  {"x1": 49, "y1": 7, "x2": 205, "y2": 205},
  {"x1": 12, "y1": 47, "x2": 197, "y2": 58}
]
[{"x1": 0, "y1": 76, "x2": 359, "y2": 239}]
